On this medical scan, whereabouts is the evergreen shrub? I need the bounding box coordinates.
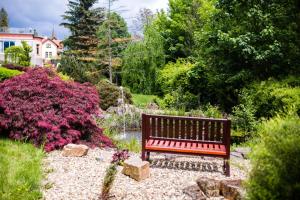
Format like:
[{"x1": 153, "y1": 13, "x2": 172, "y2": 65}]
[
  {"x1": 0, "y1": 67, "x2": 22, "y2": 82},
  {"x1": 246, "y1": 115, "x2": 300, "y2": 200}
]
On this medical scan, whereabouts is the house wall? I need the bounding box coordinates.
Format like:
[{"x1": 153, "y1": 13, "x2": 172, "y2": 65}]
[
  {"x1": 41, "y1": 41, "x2": 58, "y2": 60},
  {"x1": 0, "y1": 34, "x2": 59, "y2": 66}
]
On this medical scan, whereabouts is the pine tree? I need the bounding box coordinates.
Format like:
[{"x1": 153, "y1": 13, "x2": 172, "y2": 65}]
[
  {"x1": 61, "y1": 0, "x2": 105, "y2": 60},
  {"x1": 0, "y1": 7, "x2": 9, "y2": 28}
]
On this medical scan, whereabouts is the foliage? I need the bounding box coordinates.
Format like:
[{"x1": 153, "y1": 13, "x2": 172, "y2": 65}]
[
  {"x1": 231, "y1": 92, "x2": 258, "y2": 135},
  {"x1": 0, "y1": 139, "x2": 44, "y2": 200},
  {"x1": 57, "y1": 72, "x2": 73, "y2": 81},
  {"x1": 246, "y1": 115, "x2": 300, "y2": 200},
  {"x1": 154, "y1": 0, "x2": 203, "y2": 61},
  {"x1": 96, "y1": 79, "x2": 132, "y2": 110},
  {"x1": 196, "y1": 0, "x2": 300, "y2": 108},
  {"x1": 61, "y1": 0, "x2": 105, "y2": 60},
  {"x1": 4, "y1": 41, "x2": 32, "y2": 66},
  {"x1": 122, "y1": 24, "x2": 165, "y2": 94},
  {"x1": 0, "y1": 68, "x2": 113, "y2": 152},
  {"x1": 111, "y1": 149, "x2": 129, "y2": 165},
  {"x1": 0, "y1": 7, "x2": 8, "y2": 27},
  {"x1": 158, "y1": 59, "x2": 194, "y2": 94},
  {"x1": 239, "y1": 77, "x2": 300, "y2": 119},
  {"x1": 132, "y1": 94, "x2": 158, "y2": 108},
  {"x1": 116, "y1": 137, "x2": 140, "y2": 153},
  {"x1": 2, "y1": 63, "x2": 30, "y2": 72},
  {"x1": 0, "y1": 67, "x2": 22, "y2": 82},
  {"x1": 161, "y1": 90, "x2": 198, "y2": 111},
  {"x1": 58, "y1": 55, "x2": 102, "y2": 83},
  {"x1": 101, "y1": 164, "x2": 117, "y2": 200}
]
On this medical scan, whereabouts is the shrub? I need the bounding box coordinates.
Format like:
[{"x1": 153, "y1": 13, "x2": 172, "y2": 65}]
[
  {"x1": 4, "y1": 41, "x2": 32, "y2": 66},
  {"x1": 96, "y1": 79, "x2": 132, "y2": 110},
  {"x1": 162, "y1": 89, "x2": 198, "y2": 110},
  {"x1": 0, "y1": 68, "x2": 113, "y2": 151},
  {"x1": 2, "y1": 63, "x2": 30, "y2": 72},
  {"x1": 246, "y1": 115, "x2": 300, "y2": 200},
  {"x1": 0, "y1": 67, "x2": 22, "y2": 82},
  {"x1": 111, "y1": 149, "x2": 129, "y2": 165},
  {"x1": 240, "y1": 77, "x2": 300, "y2": 119}
]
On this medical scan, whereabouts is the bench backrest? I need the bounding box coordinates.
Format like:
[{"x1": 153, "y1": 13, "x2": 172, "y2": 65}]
[{"x1": 142, "y1": 114, "x2": 231, "y2": 145}]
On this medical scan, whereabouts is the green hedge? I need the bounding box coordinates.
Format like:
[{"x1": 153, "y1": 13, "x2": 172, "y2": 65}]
[
  {"x1": 246, "y1": 115, "x2": 300, "y2": 199},
  {"x1": 0, "y1": 67, "x2": 23, "y2": 82}
]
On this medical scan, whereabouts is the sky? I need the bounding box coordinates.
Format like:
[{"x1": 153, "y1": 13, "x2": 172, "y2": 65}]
[{"x1": 0, "y1": 0, "x2": 169, "y2": 39}]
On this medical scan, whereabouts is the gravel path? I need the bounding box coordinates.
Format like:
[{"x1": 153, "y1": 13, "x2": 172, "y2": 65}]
[{"x1": 42, "y1": 148, "x2": 249, "y2": 200}]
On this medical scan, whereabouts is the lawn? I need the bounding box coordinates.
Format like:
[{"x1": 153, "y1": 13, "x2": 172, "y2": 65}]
[
  {"x1": 0, "y1": 139, "x2": 44, "y2": 200},
  {"x1": 132, "y1": 94, "x2": 158, "y2": 108}
]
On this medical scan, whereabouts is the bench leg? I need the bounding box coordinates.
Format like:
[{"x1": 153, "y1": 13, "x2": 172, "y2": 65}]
[
  {"x1": 141, "y1": 150, "x2": 146, "y2": 161},
  {"x1": 146, "y1": 152, "x2": 150, "y2": 161},
  {"x1": 223, "y1": 159, "x2": 230, "y2": 177}
]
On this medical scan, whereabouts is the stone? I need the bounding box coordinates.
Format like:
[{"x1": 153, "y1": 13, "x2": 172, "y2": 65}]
[
  {"x1": 146, "y1": 102, "x2": 159, "y2": 110},
  {"x1": 220, "y1": 179, "x2": 244, "y2": 200},
  {"x1": 122, "y1": 157, "x2": 150, "y2": 181},
  {"x1": 183, "y1": 185, "x2": 206, "y2": 200},
  {"x1": 61, "y1": 144, "x2": 89, "y2": 157},
  {"x1": 196, "y1": 177, "x2": 221, "y2": 197}
]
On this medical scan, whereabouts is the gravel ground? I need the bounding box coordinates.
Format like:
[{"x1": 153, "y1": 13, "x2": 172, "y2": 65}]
[{"x1": 42, "y1": 148, "x2": 249, "y2": 200}]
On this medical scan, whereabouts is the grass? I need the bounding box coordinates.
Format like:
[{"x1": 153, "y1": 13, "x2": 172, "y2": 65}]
[
  {"x1": 132, "y1": 93, "x2": 158, "y2": 108},
  {"x1": 0, "y1": 139, "x2": 44, "y2": 200}
]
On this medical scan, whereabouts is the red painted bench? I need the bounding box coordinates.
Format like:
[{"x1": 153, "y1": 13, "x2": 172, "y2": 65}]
[{"x1": 141, "y1": 114, "x2": 231, "y2": 176}]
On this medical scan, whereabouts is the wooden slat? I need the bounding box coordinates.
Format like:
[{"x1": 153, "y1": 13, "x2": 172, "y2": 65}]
[
  {"x1": 151, "y1": 117, "x2": 156, "y2": 137},
  {"x1": 153, "y1": 140, "x2": 159, "y2": 146},
  {"x1": 186, "y1": 119, "x2": 191, "y2": 139},
  {"x1": 216, "y1": 121, "x2": 221, "y2": 141},
  {"x1": 210, "y1": 121, "x2": 216, "y2": 141},
  {"x1": 169, "y1": 118, "x2": 174, "y2": 138},
  {"x1": 170, "y1": 141, "x2": 175, "y2": 147},
  {"x1": 156, "y1": 118, "x2": 161, "y2": 137},
  {"x1": 204, "y1": 121, "x2": 209, "y2": 140},
  {"x1": 191, "y1": 120, "x2": 197, "y2": 140},
  {"x1": 174, "y1": 119, "x2": 179, "y2": 138},
  {"x1": 163, "y1": 118, "x2": 168, "y2": 138},
  {"x1": 180, "y1": 120, "x2": 186, "y2": 139}
]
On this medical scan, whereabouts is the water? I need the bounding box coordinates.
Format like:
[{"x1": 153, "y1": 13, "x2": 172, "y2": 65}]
[{"x1": 121, "y1": 131, "x2": 142, "y2": 143}]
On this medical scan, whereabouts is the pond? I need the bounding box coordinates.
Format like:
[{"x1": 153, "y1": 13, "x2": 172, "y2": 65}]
[{"x1": 121, "y1": 131, "x2": 142, "y2": 143}]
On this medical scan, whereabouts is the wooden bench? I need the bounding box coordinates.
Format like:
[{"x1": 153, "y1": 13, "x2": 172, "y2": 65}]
[{"x1": 141, "y1": 114, "x2": 231, "y2": 176}]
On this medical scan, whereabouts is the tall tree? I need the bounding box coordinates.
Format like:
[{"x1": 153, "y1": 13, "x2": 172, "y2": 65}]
[
  {"x1": 132, "y1": 8, "x2": 154, "y2": 36},
  {"x1": 122, "y1": 24, "x2": 165, "y2": 94},
  {"x1": 97, "y1": 12, "x2": 130, "y2": 83},
  {"x1": 61, "y1": 0, "x2": 105, "y2": 60},
  {"x1": 0, "y1": 7, "x2": 9, "y2": 28},
  {"x1": 154, "y1": 0, "x2": 202, "y2": 61}
]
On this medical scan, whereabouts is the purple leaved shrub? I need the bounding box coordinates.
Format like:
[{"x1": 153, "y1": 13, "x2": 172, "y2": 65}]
[
  {"x1": 0, "y1": 68, "x2": 113, "y2": 151},
  {"x1": 111, "y1": 149, "x2": 130, "y2": 165},
  {"x1": 3, "y1": 63, "x2": 31, "y2": 72}
]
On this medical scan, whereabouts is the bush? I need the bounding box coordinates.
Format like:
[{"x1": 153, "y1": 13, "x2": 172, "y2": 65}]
[
  {"x1": 162, "y1": 89, "x2": 198, "y2": 110},
  {"x1": 240, "y1": 77, "x2": 300, "y2": 119},
  {"x1": 246, "y1": 115, "x2": 300, "y2": 200},
  {"x1": 0, "y1": 68, "x2": 113, "y2": 151},
  {"x1": 5, "y1": 41, "x2": 32, "y2": 66},
  {"x1": 0, "y1": 67, "x2": 22, "y2": 82},
  {"x1": 96, "y1": 79, "x2": 132, "y2": 110},
  {"x1": 101, "y1": 164, "x2": 117, "y2": 200},
  {"x1": 2, "y1": 63, "x2": 30, "y2": 72}
]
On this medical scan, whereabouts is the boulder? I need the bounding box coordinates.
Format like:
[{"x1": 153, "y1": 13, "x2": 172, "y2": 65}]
[
  {"x1": 147, "y1": 102, "x2": 159, "y2": 110},
  {"x1": 61, "y1": 144, "x2": 89, "y2": 157},
  {"x1": 220, "y1": 179, "x2": 244, "y2": 200},
  {"x1": 196, "y1": 177, "x2": 221, "y2": 197},
  {"x1": 122, "y1": 157, "x2": 150, "y2": 181},
  {"x1": 183, "y1": 185, "x2": 207, "y2": 200}
]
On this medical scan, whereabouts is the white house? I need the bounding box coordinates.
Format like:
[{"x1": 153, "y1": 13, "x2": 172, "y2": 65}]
[{"x1": 0, "y1": 27, "x2": 63, "y2": 66}]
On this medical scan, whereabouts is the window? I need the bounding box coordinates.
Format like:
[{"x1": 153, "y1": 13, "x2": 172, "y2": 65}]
[
  {"x1": 46, "y1": 43, "x2": 51, "y2": 48},
  {"x1": 4, "y1": 41, "x2": 15, "y2": 50},
  {"x1": 36, "y1": 44, "x2": 40, "y2": 55},
  {"x1": 49, "y1": 52, "x2": 52, "y2": 58},
  {"x1": 45, "y1": 52, "x2": 48, "y2": 58}
]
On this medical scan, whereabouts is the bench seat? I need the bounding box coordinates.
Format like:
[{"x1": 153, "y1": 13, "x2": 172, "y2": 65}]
[{"x1": 146, "y1": 139, "x2": 227, "y2": 156}]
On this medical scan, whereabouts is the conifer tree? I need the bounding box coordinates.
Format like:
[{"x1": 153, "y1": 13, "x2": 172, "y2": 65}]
[
  {"x1": 0, "y1": 7, "x2": 9, "y2": 28},
  {"x1": 61, "y1": 0, "x2": 105, "y2": 60}
]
